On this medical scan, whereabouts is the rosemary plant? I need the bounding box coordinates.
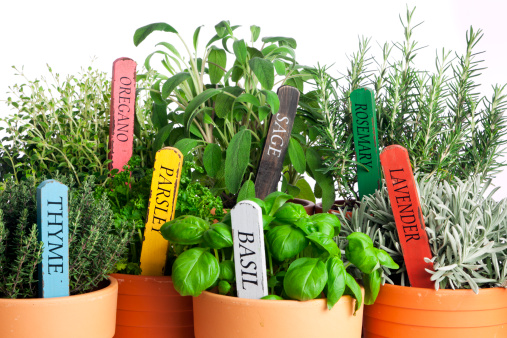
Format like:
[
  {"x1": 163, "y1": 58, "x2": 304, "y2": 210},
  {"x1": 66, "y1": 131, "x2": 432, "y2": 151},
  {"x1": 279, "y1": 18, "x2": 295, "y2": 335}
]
[
  {"x1": 301, "y1": 7, "x2": 507, "y2": 200},
  {"x1": 339, "y1": 174, "x2": 507, "y2": 293}
]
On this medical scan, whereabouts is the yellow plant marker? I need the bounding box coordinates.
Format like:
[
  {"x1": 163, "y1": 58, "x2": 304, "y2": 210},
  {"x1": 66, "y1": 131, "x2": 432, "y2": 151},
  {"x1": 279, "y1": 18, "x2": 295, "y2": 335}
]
[{"x1": 140, "y1": 147, "x2": 183, "y2": 276}]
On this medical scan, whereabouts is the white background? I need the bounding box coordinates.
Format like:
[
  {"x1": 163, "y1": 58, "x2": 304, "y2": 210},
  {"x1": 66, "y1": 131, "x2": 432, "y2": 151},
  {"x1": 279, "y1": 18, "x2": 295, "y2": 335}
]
[{"x1": 1, "y1": 0, "x2": 506, "y2": 199}]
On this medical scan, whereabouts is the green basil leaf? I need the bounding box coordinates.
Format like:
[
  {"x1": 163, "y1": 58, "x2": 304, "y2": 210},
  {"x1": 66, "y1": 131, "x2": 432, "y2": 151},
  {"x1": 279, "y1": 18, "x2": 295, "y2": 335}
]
[
  {"x1": 283, "y1": 257, "x2": 327, "y2": 301},
  {"x1": 208, "y1": 47, "x2": 227, "y2": 84},
  {"x1": 172, "y1": 247, "x2": 219, "y2": 296},
  {"x1": 202, "y1": 222, "x2": 233, "y2": 249},
  {"x1": 203, "y1": 143, "x2": 222, "y2": 177},
  {"x1": 288, "y1": 138, "x2": 306, "y2": 174},
  {"x1": 376, "y1": 248, "x2": 399, "y2": 270},
  {"x1": 233, "y1": 39, "x2": 248, "y2": 65},
  {"x1": 273, "y1": 202, "x2": 309, "y2": 224},
  {"x1": 225, "y1": 129, "x2": 251, "y2": 194},
  {"x1": 161, "y1": 72, "x2": 191, "y2": 99},
  {"x1": 262, "y1": 214, "x2": 276, "y2": 230},
  {"x1": 345, "y1": 273, "x2": 363, "y2": 314},
  {"x1": 345, "y1": 232, "x2": 379, "y2": 274},
  {"x1": 249, "y1": 197, "x2": 267, "y2": 214},
  {"x1": 261, "y1": 295, "x2": 284, "y2": 300},
  {"x1": 260, "y1": 89, "x2": 280, "y2": 114},
  {"x1": 264, "y1": 191, "x2": 293, "y2": 216},
  {"x1": 326, "y1": 256, "x2": 346, "y2": 310},
  {"x1": 219, "y1": 260, "x2": 235, "y2": 281},
  {"x1": 237, "y1": 179, "x2": 256, "y2": 202},
  {"x1": 309, "y1": 213, "x2": 340, "y2": 238},
  {"x1": 266, "y1": 225, "x2": 308, "y2": 261},
  {"x1": 249, "y1": 57, "x2": 274, "y2": 90},
  {"x1": 363, "y1": 269, "x2": 381, "y2": 305},
  {"x1": 306, "y1": 233, "x2": 340, "y2": 257},
  {"x1": 134, "y1": 22, "x2": 178, "y2": 46},
  {"x1": 218, "y1": 280, "x2": 231, "y2": 295},
  {"x1": 160, "y1": 215, "x2": 209, "y2": 245}
]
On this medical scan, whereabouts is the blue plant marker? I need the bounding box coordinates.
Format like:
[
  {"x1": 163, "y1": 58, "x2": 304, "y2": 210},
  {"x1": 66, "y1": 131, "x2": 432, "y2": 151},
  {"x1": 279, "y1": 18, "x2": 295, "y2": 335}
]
[{"x1": 37, "y1": 180, "x2": 69, "y2": 298}]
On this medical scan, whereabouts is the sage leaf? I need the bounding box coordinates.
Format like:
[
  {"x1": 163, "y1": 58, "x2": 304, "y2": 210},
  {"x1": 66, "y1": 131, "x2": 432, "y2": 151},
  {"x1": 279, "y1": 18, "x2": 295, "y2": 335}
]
[
  {"x1": 208, "y1": 47, "x2": 227, "y2": 84},
  {"x1": 152, "y1": 123, "x2": 173, "y2": 153},
  {"x1": 174, "y1": 138, "x2": 198, "y2": 157},
  {"x1": 249, "y1": 57, "x2": 274, "y2": 90},
  {"x1": 283, "y1": 257, "x2": 327, "y2": 301},
  {"x1": 215, "y1": 86, "x2": 243, "y2": 118},
  {"x1": 237, "y1": 179, "x2": 255, "y2": 202},
  {"x1": 235, "y1": 93, "x2": 261, "y2": 107},
  {"x1": 233, "y1": 39, "x2": 248, "y2": 65},
  {"x1": 288, "y1": 138, "x2": 306, "y2": 174},
  {"x1": 250, "y1": 25, "x2": 261, "y2": 42},
  {"x1": 203, "y1": 143, "x2": 222, "y2": 177},
  {"x1": 172, "y1": 247, "x2": 219, "y2": 296},
  {"x1": 306, "y1": 147, "x2": 335, "y2": 212},
  {"x1": 161, "y1": 72, "x2": 191, "y2": 98},
  {"x1": 134, "y1": 22, "x2": 178, "y2": 46},
  {"x1": 184, "y1": 88, "x2": 222, "y2": 133},
  {"x1": 225, "y1": 129, "x2": 251, "y2": 194},
  {"x1": 260, "y1": 89, "x2": 280, "y2": 114}
]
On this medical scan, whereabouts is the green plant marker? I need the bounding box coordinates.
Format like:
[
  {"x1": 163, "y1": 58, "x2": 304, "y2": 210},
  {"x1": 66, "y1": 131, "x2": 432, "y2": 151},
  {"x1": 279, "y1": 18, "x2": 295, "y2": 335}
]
[
  {"x1": 37, "y1": 180, "x2": 69, "y2": 298},
  {"x1": 351, "y1": 88, "x2": 381, "y2": 199},
  {"x1": 255, "y1": 86, "x2": 300, "y2": 199}
]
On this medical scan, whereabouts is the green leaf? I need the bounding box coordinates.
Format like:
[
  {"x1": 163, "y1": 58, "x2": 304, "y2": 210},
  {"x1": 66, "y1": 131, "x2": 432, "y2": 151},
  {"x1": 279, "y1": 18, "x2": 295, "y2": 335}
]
[
  {"x1": 193, "y1": 25, "x2": 203, "y2": 50},
  {"x1": 237, "y1": 179, "x2": 256, "y2": 202},
  {"x1": 156, "y1": 42, "x2": 182, "y2": 60},
  {"x1": 160, "y1": 215, "x2": 209, "y2": 245},
  {"x1": 306, "y1": 148, "x2": 335, "y2": 212},
  {"x1": 233, "y1": 39, "x2": 248, "y2": 65},
  {"x1": 250, "y1": 25, "x2": 261, "y2": 42},
  {"x1": 218, "y1": 280, "x2": 231, "y2": 295},
  {"x1": 326, "y1": 256, "x2": 346, "y2": 309},
  {"x1": 172, "y1": 247, "x2": 219, "y2": 296},
  {"x1": 219, "y1": 260, "x2": 235, "y2": 281},
  {"x1": 264, "y1": 191, "x2": 293, "y2": 216},
  {"x1": 260, "y1": 90, "x2": 280, "y2": 114},
  {"x1": 184, "y1": 88, "x2": 222, "y2": 132},
  {"x1": 283, "y1": 257, "x2": 327, "y2": 301},
  {"x1": 151, "y1": 102, "x2": 168, "y2": 130},
  {"x1": 345, "y1": 273, "x2": 363, "y2": 314},
  {"x1": 306, "y1": 233, "x2": 340, "y2": 257},
  {"x1": 295, "y1": 178, "x2": 316, "y2": 203},
  {"x1": 152, "y1": 124, "x2": 173, "y2": 153},
  {"x1": 134, "y1": 22, "x2": 178, "y2": 46},
  {"x1": 345, "y1": 232, "x2": 379, "y2": 274},
  {"x1": 202, "y1": 223, "x2": 233, "y2": 249},
  {"x1": 208, "y1": 47, "x2": 227, "y2": 84},
  {"x1": 274, "y1": 60, "x2": 286, "y2": 76},
  {"x1": 286, "y1": 184, "x2": 300, "y2": 198},
  {"x1": 231, "y1": 63, "x2": 244, "y2": 82},
  {"x1": 262, "y1": 36, "x2": 297, "y2": 49},
  {"x1": 363, "y1": 269, "x2": 381, "y2": 305},
  {"x1": 203, "y1": 143, "x2": 222, "y2": 177},
  {"x1": 266, "y1": 225, "x2": 308, "y2": 261},
  {"x1": 288, "y1": 138, "x2": 305, "y2": 174},
  {"x1": 258, "y1": 106, "x2": 271, "y2": 122},
  {"x1": 225, "y1": 129, "x2": 251, "y2": 194},
  {"x1": 309, "y1": 213, "x2": 340, "y2": 238},
  {"x1": 249, "y1": 58, "x2": 275, "y2": 90},
  {"x1": 376, "y1": 248, "x2": 399, "y2": 270},
  {"x1": 273, "y1": 202, "x2": 308, "y2": 224},
  {"x1": 236, "y1": 93, "x2": 261, "y2": 107},
  {"x1": 162, "y1": 72, "x2": 191, "y2": 99},
  {"x1": 215, "y1": 20, "x2": 231, "y2": 38},
  {"x1": 174, "y1": 138, "x2": 199, "y2": 156},
  {"x1": 150, "y1": 79, "x2": 166, "y2": 105},
  {"x1": 261, "y1": 295, "x2": 284, "y2": 300},
  {"x1": 215, "y1": 86, "x2": 243, "y2": 118}
]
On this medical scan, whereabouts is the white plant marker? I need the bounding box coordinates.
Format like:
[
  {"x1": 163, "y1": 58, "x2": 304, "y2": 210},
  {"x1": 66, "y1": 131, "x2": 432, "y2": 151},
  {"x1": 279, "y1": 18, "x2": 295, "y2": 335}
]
[{"x1": 231, "y1": 200, "x2": 268, "y2": 299}]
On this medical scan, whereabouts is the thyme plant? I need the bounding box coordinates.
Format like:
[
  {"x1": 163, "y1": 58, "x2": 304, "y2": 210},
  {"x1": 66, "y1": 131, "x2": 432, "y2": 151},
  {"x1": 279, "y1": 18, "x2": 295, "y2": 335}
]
[{"x1": 339, "y1": 175, "x2": 507, "y2": 293}]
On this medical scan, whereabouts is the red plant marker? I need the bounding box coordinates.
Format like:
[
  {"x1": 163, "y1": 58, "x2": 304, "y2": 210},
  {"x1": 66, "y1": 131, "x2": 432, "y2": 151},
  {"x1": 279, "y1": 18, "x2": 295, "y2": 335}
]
[
  {"x1": 109, "y1": 57, "x2": 137, "y2": 172},
  {"x1": 380, "y1": 145, "x2": 434, "y2": 288}
]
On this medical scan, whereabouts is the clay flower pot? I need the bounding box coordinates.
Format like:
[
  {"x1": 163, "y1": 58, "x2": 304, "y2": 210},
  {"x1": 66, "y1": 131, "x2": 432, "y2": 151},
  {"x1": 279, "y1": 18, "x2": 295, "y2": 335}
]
[
  {"x1": 193, "y1": 290, "x2": 364, "y2": 338},
  {"x1": 288, "y1": 198, "x2": 315, "y2": 215},
  {"x1": 0, "y1": 276, "x2": 118, "y2": 338},
  {"x1": 363, "y1": 283, "x2": 507, "y2": 337},
  {"x1": 110, "y1": 273, "x2": 193, "y2": 338},
  {"x1": 315, "y1": 200, "x2": 359, "y2": 219}
]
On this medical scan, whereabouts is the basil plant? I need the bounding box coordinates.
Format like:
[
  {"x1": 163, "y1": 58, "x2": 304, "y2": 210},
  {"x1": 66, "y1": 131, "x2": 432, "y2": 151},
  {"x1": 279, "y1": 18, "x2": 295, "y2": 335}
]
[
  {"x1": 134, "y1": 21, "x2": 321, "y2": 207},
  {"x1": 160, "y1": 191, "x2": 397, "y2": 311}
]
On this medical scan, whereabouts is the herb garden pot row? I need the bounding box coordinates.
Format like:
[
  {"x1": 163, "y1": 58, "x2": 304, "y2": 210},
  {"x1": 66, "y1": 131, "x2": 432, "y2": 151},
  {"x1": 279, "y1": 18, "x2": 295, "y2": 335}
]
[
  {"x1": 0, "y1": 276, "x2": 118, "y2": 338},
  {"x1": 363, "y1": 284, "x2": 507, "y2": 337},
  {"x1": 110, "y1": 273, "x2": 194, "y2": 338},
  {"x1": 315, "y1": 200, "x2": 359, "y2": 218},
  {"x1": 193, "y1": 288, "x2": 365, "y2": 338}
]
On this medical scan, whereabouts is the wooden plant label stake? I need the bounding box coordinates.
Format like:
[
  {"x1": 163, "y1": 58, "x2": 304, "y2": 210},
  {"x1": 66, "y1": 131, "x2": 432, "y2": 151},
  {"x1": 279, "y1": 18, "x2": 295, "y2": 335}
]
[
  {"x1": 109, "y1": 57, "x2": 137, "y2": 172},
  {"x1": 380, "y1": 145, "x2": 434, "y2": 288},
  {"x1": 351, "y1": 88, "x2": 381, "y2": 199},
  {"x1": 37, "y1": 180, "x2": 69, "y2": 298},
  {"x1": 231, "y1": 200, "x2": 268, "y2": 299},
  {"x1": 255, "y1": 85, "x2": 300, "y2": 199},
  {"x1": 140, "y1": 147, "x2": 183, "y2": 276}
]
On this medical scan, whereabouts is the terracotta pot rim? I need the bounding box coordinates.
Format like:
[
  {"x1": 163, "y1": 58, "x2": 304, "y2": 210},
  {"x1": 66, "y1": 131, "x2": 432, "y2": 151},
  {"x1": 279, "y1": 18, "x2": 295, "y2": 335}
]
[
  {"x1": 380, "y1": 282, "x2": 507, "y2": 295},
  {"x1": 288, "y1": 198, "x2": 315, "y2": 207},
  {"x1": 0, "y1": 276, "x2": 117, "y2": 304},
  {"x1": 198, "y1": 290, "x2": 357, "y2": 306}
]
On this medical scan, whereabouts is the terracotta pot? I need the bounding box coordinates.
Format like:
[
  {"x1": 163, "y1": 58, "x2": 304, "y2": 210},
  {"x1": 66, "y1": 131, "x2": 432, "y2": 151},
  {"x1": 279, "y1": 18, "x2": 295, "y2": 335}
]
[
  {"x1": 0, "y1": 276, "x2": 118, "y2": 338},
  {"x1": 110, "y1": 273, "x2": 193, "y2": 338},
  {"x1": 363, "y1": 283, "x2": 507, "y2": 337},
  {"x1": 288, "y1": 198, "x2": 315, "y2": 215},
  {"x1": 193, "y1": 290, "x2": 364, "y2": 338},
  {"x1": 315, "y1": 199, "x2": 359, "y2": 219}
]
